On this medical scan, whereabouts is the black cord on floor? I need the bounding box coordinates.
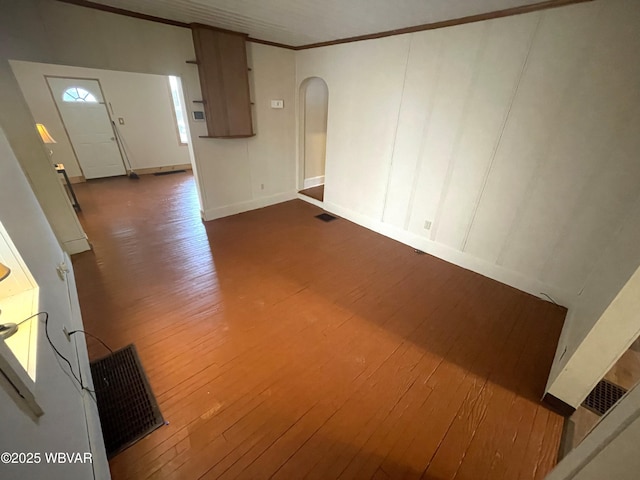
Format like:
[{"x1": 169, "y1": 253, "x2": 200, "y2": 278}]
[
  {"x1": 540, "y1": 292, "x2": 559, "y2": 305},
  {"x1": 68, "y1": 329, "x2": 114, "y2": 354}
]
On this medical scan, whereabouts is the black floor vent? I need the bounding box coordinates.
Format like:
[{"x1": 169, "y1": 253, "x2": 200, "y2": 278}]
[
  {"x1": 90, "y1": 344, "x2": 164, "y2": 458},
  {"x1": 582, "y1": 380, "x2": 627, "y2": 416},
  {"x1": 316, "y1": 213, "x2": 337, "y2": 222}
]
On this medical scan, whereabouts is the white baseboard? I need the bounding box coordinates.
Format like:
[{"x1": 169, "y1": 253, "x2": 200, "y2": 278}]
[
  {"x1": 133, "y1": 164, "x2": 192, "y2": 175},
  {"x1": 63, "y1": 237, "x2": 91, "y2": 255},
  {"x1": 202, "y1": 191, "x2": 297, "y2": 221},
  {"x1": 64, "y1": 254, "x2": 110, "y2": 479},
  {"x1": 303, "y1": 176, "x2": 325, "y2": 189},
  {"x1": 297, "y1": 192, "x2": 324, "y2": 208},
  {"x1": 323, "y1": 200, "x2": 577, "y2": 310},
  {"x1": 68, "y1": 175, "x2": 86, "y2": 184}
]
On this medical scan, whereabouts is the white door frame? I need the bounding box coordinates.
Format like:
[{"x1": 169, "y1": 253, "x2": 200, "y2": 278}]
[{"x1": 297, "y1": 76, "x2": 328, "y2": 193}]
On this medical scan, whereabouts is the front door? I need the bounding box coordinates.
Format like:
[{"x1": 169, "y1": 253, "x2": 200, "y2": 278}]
[{"x1": 47, "y1": 77, "x2": 126, "y2": 179}]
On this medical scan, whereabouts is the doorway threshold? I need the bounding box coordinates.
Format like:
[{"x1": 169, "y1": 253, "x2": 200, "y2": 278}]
[
  {"x1": 297, "y1": 187, "x2": 324, "y2": 208},
  {"x1": 299, "y1": 184, "x2": 324, "y2": 202}
]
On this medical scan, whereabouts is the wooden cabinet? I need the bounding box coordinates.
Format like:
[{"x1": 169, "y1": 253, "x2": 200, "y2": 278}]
[{"x1": 190, "y1": 24, "x2": 254, "y2": 138}]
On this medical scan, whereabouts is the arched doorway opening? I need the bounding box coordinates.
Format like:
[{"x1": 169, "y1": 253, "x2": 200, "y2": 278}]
[{"x1": 298, "y1": 77, "x2": 328, "y2": 202}]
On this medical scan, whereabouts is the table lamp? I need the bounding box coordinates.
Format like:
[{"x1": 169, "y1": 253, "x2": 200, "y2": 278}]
[
  {"x1": 36, "y1": 123, "x2": 56, "y2": 161},
  {"x1": 0, "y1": 262, "x2": 18, "y2": 340}
]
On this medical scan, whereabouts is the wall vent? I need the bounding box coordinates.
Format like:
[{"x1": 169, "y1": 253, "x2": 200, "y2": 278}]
[{"x1": 582, "y1": 380, "x2": 627, "y2": 416}]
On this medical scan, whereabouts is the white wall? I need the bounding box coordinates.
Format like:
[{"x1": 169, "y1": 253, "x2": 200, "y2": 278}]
[
  {"x1": 302, "y1": 77, "x2": 328, "y2": 183},
  {"x1": 543, "y1": 123, "x2": 640, "y2": 405},
  {"x1": 4, "y1": 0, "x2": 639, "y2": 411},
  {"x1": 0, "y1": 0, "x2": 296, "y2": 245},
  {"x1": 0, "y1": 1, "x2": 90, "y2": 254},
  {"x1": 296, "y1": 0, "x2": 640, "y2": 404},
  {"x1": 547, "y1": 381, "x2": 640, "y2": 480},
  {"x1": 548, "y1": 261, "x2": 640, "y2": 407},
  {"x1": 573, "y1": 415, "x2": 640, "y2": 480},
  {"x1": 10, "y1": 61, "x2": 191, "y2": 178},
  {"x1": 0, "y1": 128, "x2": 109, "y2": 479},
  {"x1": 191, "y1": 43, "x2": 297, "y2": 220},
  {"x1": 0, "y1": 4, "x2": 295, "y2": 473}
]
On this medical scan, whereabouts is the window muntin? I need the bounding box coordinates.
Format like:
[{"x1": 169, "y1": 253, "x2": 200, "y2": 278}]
[{"x1": 62, "y1": 87, "x2": 98, "y2": 103}]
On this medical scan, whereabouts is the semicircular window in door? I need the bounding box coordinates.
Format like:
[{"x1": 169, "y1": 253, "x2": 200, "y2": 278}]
[{"x1": 62, "y1": 87, "x2": 98, "y2": 103}]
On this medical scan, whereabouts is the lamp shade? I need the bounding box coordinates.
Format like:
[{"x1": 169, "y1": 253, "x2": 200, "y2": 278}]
[
  {"x1": 0, "y1": 262, "x2": 10, "y2": 282},
  {"x1": 36, "y1": 124, "x2": 56, "y2": 144}
]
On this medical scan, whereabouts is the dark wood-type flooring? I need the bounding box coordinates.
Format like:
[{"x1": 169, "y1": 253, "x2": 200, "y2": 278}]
[
  {"x1": 299, "y1": 185, "x2": 324, "y2": 202},
  {"x1": 72, "y1": 172, "x2": 566, "y2": 480}
]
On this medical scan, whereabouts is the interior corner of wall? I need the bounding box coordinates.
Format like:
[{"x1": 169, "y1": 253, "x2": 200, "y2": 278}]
[
  {"x1": 544, "y1": 300, "x2": 581, "y2": 395},
  {"x1": 545, "y1": 343, "x2": 569, "y2": 393},
  {"x1": 202, "y1": 190, "x2": 297, "y2": 222},
  {"x1": 545, "y1": 363, "x2": 584, "y2": 409}
]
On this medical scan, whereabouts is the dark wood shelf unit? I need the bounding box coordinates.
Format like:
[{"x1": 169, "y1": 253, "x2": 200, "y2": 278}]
[{"x1": 191, "y1": 24, "x2": 254, "y2": 138}]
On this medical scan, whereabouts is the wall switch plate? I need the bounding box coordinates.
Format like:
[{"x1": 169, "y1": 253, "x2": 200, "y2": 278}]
[
  {"x1": 192, "y1": 111, "x2": 205, "y2": 121},
  {"x1": 270, "y1": 100, "x2": 284, "y2": 109},
  {"x1": 424, "y1": 220, "x2": 432, "y2": 230}
]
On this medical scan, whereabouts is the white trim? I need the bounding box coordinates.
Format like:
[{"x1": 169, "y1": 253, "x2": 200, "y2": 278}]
[
  {"x1": 297, "y1": 192, "x2": 324, "y2": 209},
  {"x1": 0, "y1": 340, "x2": 42, "y2": 418},
  {"x1": 83, "y1": 394, "x2": 111, "y2": 479},
  {"x1": 62, "y1": 237, "x2": 91, "y2": 255},
  {"x1": 64, "y1": 254, "x2": 110, "y2": 479},
  {"x1": 303, "y1": 175, "x2": 324, "y2": 189},
  {"x1": 323, "y1": 200, "x2": 577, "y2": 310},
  {"x1": 547, "y1": 265, "x2": 640, "y2": 408},
  {"x1": 547, "y1": 382, "x2": 640, "y2": 480},
  {"x1": 202, "y1": 191, "x2": 297, "y2": 221}
]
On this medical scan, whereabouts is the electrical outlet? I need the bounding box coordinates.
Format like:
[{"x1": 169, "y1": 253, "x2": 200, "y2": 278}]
[
  {"x1": 270, "y1": 100, "x2": 284, "y2": 109},
  {"x1": 63, "y1": 326, "x2": 71, "y2": 342},
  {"x1": 56, "y1": 262, "x2": 69, "y2": 280},
  {"x1": 424, "y1": 220, "x2": 432, "y2": 230}
]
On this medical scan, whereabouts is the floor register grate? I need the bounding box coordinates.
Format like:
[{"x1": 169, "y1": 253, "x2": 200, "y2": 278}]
[
  {"x1": 315, "y1": 213, "x2": 337, "y2": 222},
  {"x1": 582, "y1": 380, "x2": 627, "y2": 416},
  {"x1": 90, "y1": 344, "x2": 164, "y2": 458}
]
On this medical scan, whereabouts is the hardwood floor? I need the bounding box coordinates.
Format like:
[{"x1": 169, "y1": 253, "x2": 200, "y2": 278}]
[
  {"x1": 72, "y1": 173, "x2": 566, "y2": 480},
  {"x1": 299, "y1": 185, "x2": 324, "y2": 202}
]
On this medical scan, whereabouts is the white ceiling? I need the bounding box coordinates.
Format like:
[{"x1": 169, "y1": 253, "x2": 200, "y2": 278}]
[{"x1": 81, "y1": 0, "x2": 548, "y2": 47}]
